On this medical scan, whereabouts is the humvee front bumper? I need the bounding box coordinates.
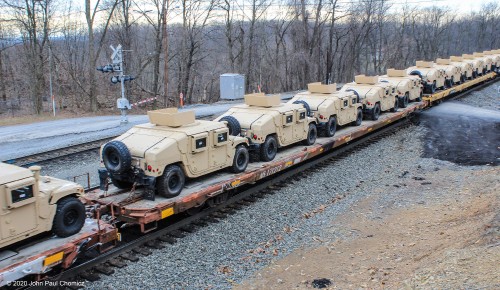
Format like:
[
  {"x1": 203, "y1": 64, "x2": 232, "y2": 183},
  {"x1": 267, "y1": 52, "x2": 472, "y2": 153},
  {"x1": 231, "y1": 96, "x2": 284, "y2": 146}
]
[{"x1": 98, "y1": 168, "x2": 156, "y2": 193}]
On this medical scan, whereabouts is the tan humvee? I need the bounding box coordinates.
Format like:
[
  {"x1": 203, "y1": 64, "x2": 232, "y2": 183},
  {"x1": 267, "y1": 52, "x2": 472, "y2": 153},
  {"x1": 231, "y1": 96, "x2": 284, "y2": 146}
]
[
  {"x1": 287, "y1": 82, "x2": 363, "y2": 137},
  {"x1": 379, "y1": 69, "x2": 423, "y2": 108},
  {"x1": 473, "y1": 52, "x2": 492, "y2": 73},
  {"x1": 0, "y1": 163, "x2": 85, "y2": 249},
  {"x1": 99, "y1": 108, "x2": 250, "y2": 198},
  {"x1": 434, "y1": 58, "x2": 462, "y2": 87},
  {"x1": 407, "y1": 61, "x2": 446, "y2": 94},
  {"x1": 462, "y1": 54, "x2": 485, "y2": 77},
  {"x1": 483, "y1": 50, "x2": 500, "y2": 71},
  {"x1": 450, "y1": 56, "x2": 474, "y2": 80},
  {"x1": 214, "y1": 93, "x2": 318, "y2": 162},
  {"x1": 340, "y1": 75, "x2": 398, "y2": 121}
]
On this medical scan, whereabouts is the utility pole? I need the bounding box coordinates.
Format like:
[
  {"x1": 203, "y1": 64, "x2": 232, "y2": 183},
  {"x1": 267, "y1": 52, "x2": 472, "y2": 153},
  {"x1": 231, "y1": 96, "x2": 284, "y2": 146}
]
[
  {"x1": 97, "y1": 44, "x2": 135, "y2": 123},
  {"x1": 162, "y1": 1, "x2": 169, "y2": 107}
]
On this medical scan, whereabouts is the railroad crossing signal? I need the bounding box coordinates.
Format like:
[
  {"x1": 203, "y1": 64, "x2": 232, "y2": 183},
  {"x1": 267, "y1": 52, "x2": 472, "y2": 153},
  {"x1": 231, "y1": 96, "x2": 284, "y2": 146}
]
[{"x1": 97, "y1": 44, "x2": 135, "y2": 123}]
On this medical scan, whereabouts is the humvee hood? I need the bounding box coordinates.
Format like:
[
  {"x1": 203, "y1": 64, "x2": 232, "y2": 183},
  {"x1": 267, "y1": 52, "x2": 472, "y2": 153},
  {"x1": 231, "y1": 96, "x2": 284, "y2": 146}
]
[
  {"x1": 293, "y1": 95, "x2": 327, "y2": 110},
  {"x1": 226, "y1": 112, "x2": 271, "y2": 129},
  {"x1": 38, "y1": 176, "x2": 82, "y2": 198},
  {"x1": 119, "y1": 133, "x2": 167, "y2": 158}
]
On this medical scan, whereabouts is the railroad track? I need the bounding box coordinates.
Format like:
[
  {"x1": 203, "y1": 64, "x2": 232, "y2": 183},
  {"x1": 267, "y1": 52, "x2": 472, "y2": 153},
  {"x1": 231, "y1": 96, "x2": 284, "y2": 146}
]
[{"x1": 32, "y1": 115, "x2": 416, "y2": 288}]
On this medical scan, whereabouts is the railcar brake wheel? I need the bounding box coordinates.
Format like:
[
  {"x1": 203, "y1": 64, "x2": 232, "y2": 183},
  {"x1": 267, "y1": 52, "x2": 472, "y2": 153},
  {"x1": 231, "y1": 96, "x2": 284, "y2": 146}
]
[
  {"x1": 52, "y1": 197, "x2": 86, "y2": 238},
  {"x1": 102, "y1": 140, "x2": 132, "y2": 174},
  {"x1": 157, "y1": 165, "x2": 185, "y2": 198}
]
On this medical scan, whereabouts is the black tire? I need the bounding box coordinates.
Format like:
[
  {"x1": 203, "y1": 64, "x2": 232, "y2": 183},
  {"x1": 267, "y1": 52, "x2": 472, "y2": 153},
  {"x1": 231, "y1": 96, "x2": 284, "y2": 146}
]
[
  {"x1": 293, "y1": 100, "x2": 311, "y2": 117},
  {"x1": 416, "y1": 90, "x2": 423, "y2": 102},
  {"x1": 220, "y1": 116, "x2": 241, "y2": 136},
  {"x1": 401, "y1": 92, "x2": 409, "y2": 108},
  {"x1": 156, "y1": 165, "x2": 185, "y2": 198},
  {"x1": 260, "y1": 135, "x2": 278, "y2": 162},
  {"x1": 324, "y1": 116, "x2": 337, "y2": 137},
  {"x1": 231, "y1": 145, "x2": 249, "y2": 173},
  {"x1": 354, "y1": 108, "x2": 363, "y2": 126},
  {"x1": 461, "y1": 74, "x2": 466, "y2": 83},
  {"x1": 111, "y1": 177, "x2": 133, "y2": 189},
  {"x1": 303, "y1": 123, "x2": 317, "y2": 145},
  {"x1": 52, "y1": 197, "x2": 86, "y2": 238},
  {"x1": 391, "y1": 98, "x2": 399, "y2": 112},
  {"x1": 346, "y1": 89, "x2": 360, "y2": 103},
  {"x1": 371, "y1": 103, "x2": 381, "y2": 121},
  {"x1": 102, "y1": 140, "x2": 132, "y2": 174},
  {"x1": 430, "y1": 81, "x2": 436, "y2": 94},
  {"x1": 450, "y1": 76, "x2": 455, "y2": 86},
  {"x1": 409, "y1": 70, "x2": 423, "y2": 81},
  {"x1": 473, "y1": 69, "x2": 478, "y2": 78}
]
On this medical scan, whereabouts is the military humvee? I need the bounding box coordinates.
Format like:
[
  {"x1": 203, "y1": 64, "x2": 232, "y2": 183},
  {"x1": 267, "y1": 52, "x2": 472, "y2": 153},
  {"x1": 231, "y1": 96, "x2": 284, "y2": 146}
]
[
  {"x1": 288, "y1": 82, "x2": 363, "y2": 137},
  {"x1": 0, "y1": 163, "x2": 86, "y2": 249},
  {"x1": 473, "y1": 52, "x2": 492, "y2": 73},
  {"x1": 462, "y1": 54, "x2": 485, "y2": 77},
  {"x1": 99, "y1": 108, "x2": 249, "y2": 198},
  {"x1": 340, "y1": 75, "x2": 398, "y2": 121},
  {"x1": 450, "y1": 56, "x2": 474, "y2": 80},
  {"x1": 214, "y1": 93, "x2": 317, "y2": 162},
  {"x1": 434, "y1": 58, "x2": 462, "y2": 87},
  {"x1": 483, "y1": 50, "x2": 500, "y2": 71},
  {"x1": 379, "y1": 69, "x2": 423, "y2": 108},
  {"x1": 407, "y1": 61, "x2": 446, "y2": 94}
]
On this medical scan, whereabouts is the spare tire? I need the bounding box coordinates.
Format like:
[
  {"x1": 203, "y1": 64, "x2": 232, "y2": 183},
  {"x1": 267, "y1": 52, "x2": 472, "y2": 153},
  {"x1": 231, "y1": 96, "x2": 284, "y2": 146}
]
[
  {"x1": 293, "y1": 100, "x2": 311, "y2": 117},
  {"x1": 102, "y1": 140, "x2": 132, "y2": 174},
  {"x1": 220, "y1": 116, "x2": 241, "y2": 136}
]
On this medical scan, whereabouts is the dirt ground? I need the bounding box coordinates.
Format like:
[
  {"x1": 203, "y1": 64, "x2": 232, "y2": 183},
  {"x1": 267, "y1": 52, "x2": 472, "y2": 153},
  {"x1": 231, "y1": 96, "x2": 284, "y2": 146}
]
[{"x1": 237, "y1": 166, "x2": 500, "y2": 289}]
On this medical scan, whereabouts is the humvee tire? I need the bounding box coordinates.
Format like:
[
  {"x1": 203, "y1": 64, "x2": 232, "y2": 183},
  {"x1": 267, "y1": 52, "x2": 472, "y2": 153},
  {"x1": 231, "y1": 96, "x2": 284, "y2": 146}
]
[
  {"x1": 302, "y1": 123, "x2": 317, "y2": 146},
  {"x1": 111, "y1": 177, "x2": 133, "y2": 189},
  {"x1": 220, "y1": 116, "x2": 241, "y2": 136},
  {"x1": 231, "y1": 145, "x2": 249, "y2": 173},
  {"x1": 52, "y1": 197, "x2": 86, "y2": 238},
  {"x1": 157, "y1": 165, "x2": 185, "y2": 198},
  {"x1": 102, "y1": 140, "x2": 132, "y2": 174},
  {"x1": 324, "y1": 116, "x2": 337, "y2": 137},
  {"x1": 390, "y1": 98, "x2": 399, "y2": 112},
  {"x1": 401, "y1": 92, "x2": 409, "y2": 108},
  {"x1": 260, "y1": 135, "x2": 278, "y2": 162},
  {"x1": 371, "y1": 103, "x2": 381, "y2": 120},
  {"x1": 293, "y1": 100, "x2": 311, "y2": 117},
  {"x1": 354, "y1": 108, "x2": 363, "y2": 126}
]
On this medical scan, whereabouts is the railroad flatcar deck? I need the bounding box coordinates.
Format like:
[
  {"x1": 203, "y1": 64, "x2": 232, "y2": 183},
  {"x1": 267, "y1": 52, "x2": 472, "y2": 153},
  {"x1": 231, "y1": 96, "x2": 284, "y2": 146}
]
[
  {"x1": 423, "y1": 72, "x2": 496, "y2": 103},
  {"x1": 0, "y1": 219, "x2": 116, "y2": 286},
  {"x1": 83, "y1": 101, "x2": 425, "y2": 231}
]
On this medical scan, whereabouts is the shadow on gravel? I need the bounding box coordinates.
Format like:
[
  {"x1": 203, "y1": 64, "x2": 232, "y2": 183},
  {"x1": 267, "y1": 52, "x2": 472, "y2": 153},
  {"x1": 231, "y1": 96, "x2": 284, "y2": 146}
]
[{"x1": 419, "y1": 102, "x2": 500, "y2": 166}]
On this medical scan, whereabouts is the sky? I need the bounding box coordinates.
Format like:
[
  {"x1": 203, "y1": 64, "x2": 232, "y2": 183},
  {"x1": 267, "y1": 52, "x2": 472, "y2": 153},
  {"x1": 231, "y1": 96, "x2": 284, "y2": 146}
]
[{"x1": 390, "y1": 0, "x2": 495, "y2": 13}]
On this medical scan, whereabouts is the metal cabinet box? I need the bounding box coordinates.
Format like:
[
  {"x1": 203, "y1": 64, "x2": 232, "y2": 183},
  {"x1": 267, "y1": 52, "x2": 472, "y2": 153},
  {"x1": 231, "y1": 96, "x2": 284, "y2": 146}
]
[{"x1": 220, "y1": 74, "x2": 245, "y2": 100}]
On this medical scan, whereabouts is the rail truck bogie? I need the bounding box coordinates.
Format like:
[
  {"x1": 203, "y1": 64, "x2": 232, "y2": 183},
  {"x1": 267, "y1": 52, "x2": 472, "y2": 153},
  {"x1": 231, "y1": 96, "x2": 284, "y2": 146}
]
[
  {"x1": 379, "y1": 69, "x2": 423, "y2": 108},
  {"x1": 99, "y1": 108, "x2": 250, "y2": 199},
  {"x1": 288, "y1": 82, "x2": 363, "y2": 137},
  {"x1": 0, "y1": 163, "x2": 86, "y2": 249},
  {"x1": 215, "y1": 93, "x2": 318, "y2": 162},
  {"x1": 340, "y1": 75, "x2": 398, "y2": 121},
  {"x1": 407, "y1": 61, "x2": 446, "y2": 94}
]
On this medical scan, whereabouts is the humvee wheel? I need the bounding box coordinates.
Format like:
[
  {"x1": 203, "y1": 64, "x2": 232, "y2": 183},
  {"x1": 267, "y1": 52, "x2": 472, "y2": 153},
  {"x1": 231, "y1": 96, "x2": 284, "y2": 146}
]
[
  {"x1": 430, "y1": 81, "x2": 437, "y2": 94},
  {"x1": 324, "y1": 116, "x2": 337, "y2": 137},
  {"x1": 460, "y1": 74, "x2": 466, "y2": 83},
  {"x1": 401, "y1": 92, "x2": 409, "y2": 108},
  {"x1": 260, "y1": 135, "x2": 278, "y2": 162},
  {"x1": 303, "y1": 123, "x2": 317, "y2": 146},
  {"x1": 111, "y1": 178, "x2": 133, "y2": 189},
  {"x1": 231, "y1": 145, "x2": 249, "y2": 173},
  {"x1": 102, "y1": 140, "x2": 132, "y2": 174},
  {"x1": 391, "y1": 98, "x2": 399, "y2": 112},
  {"x1": 220, "y1": 116, "x2": 241, "y2": 136},
  {"x1": 293, "y1": 100, "x2": 311, "y2": 117},
  {"x1": 371, "y1": 103, "x2": 381, "y2": 121},
  {"x1": 354, "y1": 108, "x2": 363, "y2": 126},
  {"x1": 157, "y1": 165, "x2": 185, "y2": 198},
  {"x1": 52, "y1": 197, "x2": 86, "y2": 238}
]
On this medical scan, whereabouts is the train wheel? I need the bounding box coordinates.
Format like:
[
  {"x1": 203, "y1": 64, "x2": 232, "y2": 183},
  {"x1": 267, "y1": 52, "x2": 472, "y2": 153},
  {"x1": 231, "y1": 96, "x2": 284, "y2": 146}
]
[
  {"x1": 157, "y1": 165, "x2": 185, "y2": 198},
  {"x1": 260, "y1": 135, "x2": 278, "y2": 162}
]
